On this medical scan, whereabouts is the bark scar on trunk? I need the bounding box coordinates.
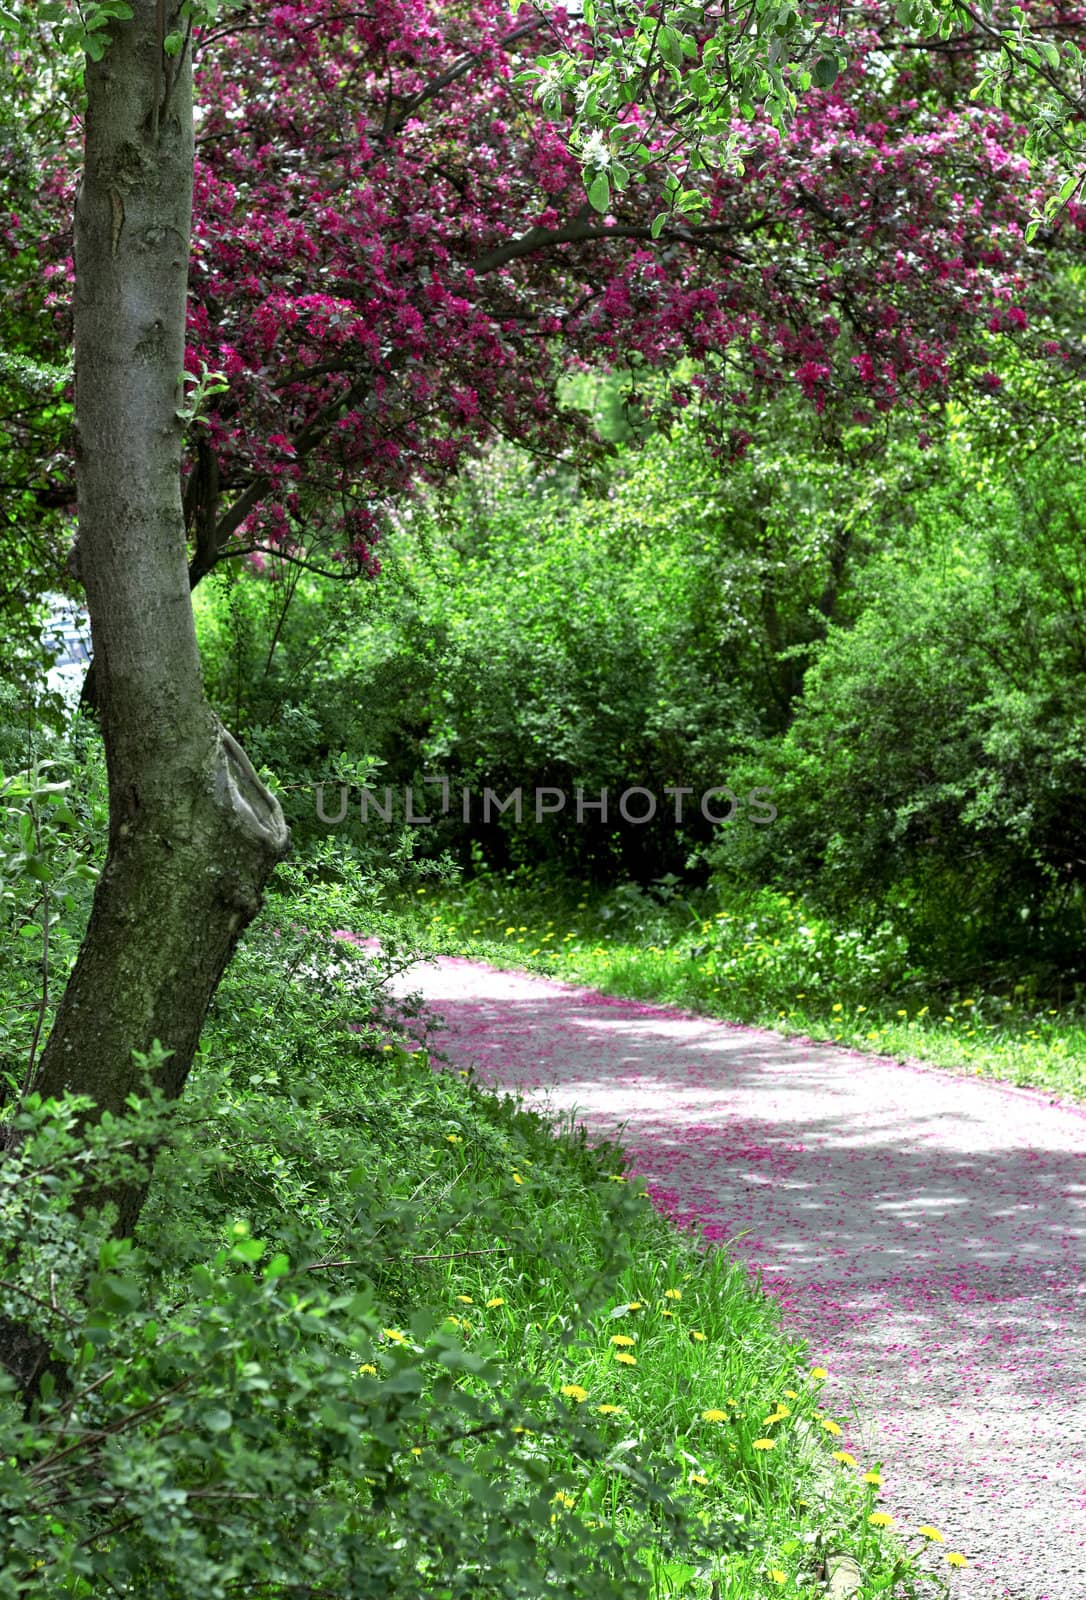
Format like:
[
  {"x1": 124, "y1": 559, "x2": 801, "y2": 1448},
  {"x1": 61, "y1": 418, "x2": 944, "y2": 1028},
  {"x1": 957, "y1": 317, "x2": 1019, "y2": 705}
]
[{"x1": 214, "y1": 720, "x2": 289, "y2": 852}]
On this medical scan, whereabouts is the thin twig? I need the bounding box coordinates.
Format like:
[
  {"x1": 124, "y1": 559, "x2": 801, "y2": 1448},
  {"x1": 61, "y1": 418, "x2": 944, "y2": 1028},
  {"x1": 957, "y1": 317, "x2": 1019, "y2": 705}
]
[
  {"x1": 0, "y1": 1278, "x2": 77, "y2": 1326},
  {"x1": 305, "y1": 1244, "x2": 513, "y2": 1272},
  {"x1": 23, "y1": 800, "x2": 50, "y2": 1095}
]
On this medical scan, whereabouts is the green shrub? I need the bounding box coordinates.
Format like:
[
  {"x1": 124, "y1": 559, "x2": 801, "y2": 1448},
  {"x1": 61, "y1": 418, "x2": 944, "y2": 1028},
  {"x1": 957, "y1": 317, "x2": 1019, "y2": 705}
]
[{"x1": 711, "y1": 443, "x2": 1086, "y2": 982}]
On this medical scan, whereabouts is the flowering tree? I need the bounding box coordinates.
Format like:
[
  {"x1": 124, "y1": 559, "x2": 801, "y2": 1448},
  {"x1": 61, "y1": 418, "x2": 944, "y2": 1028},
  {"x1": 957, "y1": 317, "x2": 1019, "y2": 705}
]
[
  {"x1": 523, "y1": 0, "x2": 1086, "y2": 237},
  {"x1": 0, "y1": 0, "x2": 1082, "y2": 1394},
  {"x1": 173, "y1": 0, "x2": 1082, "y2": 580},
  {"x1": 17, "y1": 1, "x2": 1086, "y2": 592}
]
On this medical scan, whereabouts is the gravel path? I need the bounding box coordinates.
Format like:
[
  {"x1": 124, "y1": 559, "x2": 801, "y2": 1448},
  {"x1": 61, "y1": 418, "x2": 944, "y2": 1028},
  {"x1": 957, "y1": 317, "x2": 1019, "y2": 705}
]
[{"x1": 383, "y1": 952, "x2": 1086, "y2": 1599}]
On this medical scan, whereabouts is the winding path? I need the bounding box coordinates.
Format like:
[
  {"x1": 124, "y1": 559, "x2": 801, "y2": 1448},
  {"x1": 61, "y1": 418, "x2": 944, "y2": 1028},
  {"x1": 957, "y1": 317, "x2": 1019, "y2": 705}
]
[{"x1": 385, "y1": 952, "x2": 1086, "y2": 1599}]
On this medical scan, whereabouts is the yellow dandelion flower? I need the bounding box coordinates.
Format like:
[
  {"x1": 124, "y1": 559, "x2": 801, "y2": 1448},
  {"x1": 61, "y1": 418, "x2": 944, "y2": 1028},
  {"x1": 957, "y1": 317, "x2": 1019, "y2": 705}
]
[
  {"x1": 455, "y1": 1294, "x2": 473, "y2": 1304},
  {"x1": 946, "y1": 1553, "x2": 969, "y2": 1568},
  {"x1": 662, "y1": 1310, "x2": 674, "y2": 1318},
  {"x1": 358, "y1": 1363, "x2": 377, "y2": 1376},
  {"x1": 701, "y1": 1409, "x2": 728, "y2": 1422},
  {"x1": 863, "y1": 1472, "x2": 882, "y2": 1486},
  {"x1": 868, "y1": 1512, "x2": 894, "y2": 1528},
  {"x1": 614, "y1": 1351, "x2": 637, "y2": 1365},
  {"x1": 832, "y1": 1003, "x2": 843, "y2": 1013},
  {"x1": 810, "y1": 1366, "x2": 828, "y2": 1379},
  {"x1": 551, "y1": 1491, "x2": 575, "y2": 1509},
  {"x1": 486, "y1": 1296, "x2": 505, "y2": 1308},
  {"x1": 821, "y1": 1419, "x2": 842, "y2": 1436},
  {"x1": 511, "y1": 1172, "x2": 524, "y2": 1185},
  {"x1": 832, "y1": 1451, "x2": 857, "y2": 1467},
  {"x1": 752, "y1": 1438, "x2": 777, "y2": 1451},
  {"x1": 596, "y1": 1404, "x2": 623, "y2": 1415},
  {"x1": 664, "y1": 1288, "x2": 683, "y2": 1301},
  {"x1": 626, "y1": 1301, "x2": 643, "y2": 1311},
  {"x1": 772, "y1": 1404, "x2": 791, "y2": 1417},
  {"x1": 917, "y1": 1526, "x2": 944, "y2": 1543},
  {"x1": 560, "y1": 1383, "x2": 590, "y2": 1402},
  {"x1": 608, "y1": 1174, "x2": 627, "y2": 1183},
  {"x1": 783, "y1": 1389, "x2": 798, "y2": 1400},
  {"x1": 768, "y1": 1572, "x2": 787, "y2": 1585},
  {"x1": 689, "y1": 1330, "x2": 708, "y2": 1342},
  {"x1": 410, "y1": 1447, "x2": 423, "y2": 1458},
  {"x1": 690, "y1": 1473, "x2": 709, "y2": 1485},
  {"x1": 446, "y1": 1133, "x2": 463, "y2": 1143},
  {"x1": 610, "y1": 1334, "x2": 636, "y2": 1347},
  {"x1": 382, "y1": 1328, "x2": 408, "y2": 1344}
]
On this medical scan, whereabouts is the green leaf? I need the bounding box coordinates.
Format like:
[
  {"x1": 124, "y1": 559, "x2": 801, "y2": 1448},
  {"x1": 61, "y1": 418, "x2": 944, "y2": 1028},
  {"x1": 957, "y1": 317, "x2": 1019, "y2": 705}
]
[
  {"x1": 203, "y1": 1407, "x2": 233, "y2": 1433},
  {"x1": 812, "y1": 54, "x2": 840, "y2": 88},
  {"x1": 96, "y1": 1273, "x2": 142, "y2": 1310},
  {"x1": 657, "y1": 26, "x2": 683, "y2": 67},
  {"x1": 163, "y1": 30, "x2": 184, "y2": 55},
  {"x1": 587, "y1": 172, "x2": 611, "y2": 213},
  {"x1": 231, "y1": 1235, "x2": 267, "y2": 1262}
]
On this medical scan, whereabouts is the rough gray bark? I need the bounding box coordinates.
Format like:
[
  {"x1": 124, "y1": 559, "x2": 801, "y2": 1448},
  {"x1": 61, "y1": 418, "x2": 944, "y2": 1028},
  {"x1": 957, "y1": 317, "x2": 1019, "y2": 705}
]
[{"x1": 0, "y1": 5, "x2": 289, "y2": 1395}]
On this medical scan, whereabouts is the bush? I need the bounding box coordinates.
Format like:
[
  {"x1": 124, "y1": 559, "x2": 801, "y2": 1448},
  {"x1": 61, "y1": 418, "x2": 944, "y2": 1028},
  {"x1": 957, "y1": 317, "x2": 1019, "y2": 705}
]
[
  {"x1": 0, "y1": 851, "x2": 753, "y2": 1598},
  {"x1": 0, "y1": 710, "x2": 105, "y2": 1111},
  {"x1": 711, "y1": 443, "x2": 1086, "y2": 983},
  {"x1": 192, "y1": 397, "x2": 917, "y2": 885}
]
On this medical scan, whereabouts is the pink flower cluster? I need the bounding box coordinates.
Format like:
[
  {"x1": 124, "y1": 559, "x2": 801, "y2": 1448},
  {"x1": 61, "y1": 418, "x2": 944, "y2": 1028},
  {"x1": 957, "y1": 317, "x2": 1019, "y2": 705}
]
[{"x1": 26, "y1": 0, "x2": 1085, "y2": 569}]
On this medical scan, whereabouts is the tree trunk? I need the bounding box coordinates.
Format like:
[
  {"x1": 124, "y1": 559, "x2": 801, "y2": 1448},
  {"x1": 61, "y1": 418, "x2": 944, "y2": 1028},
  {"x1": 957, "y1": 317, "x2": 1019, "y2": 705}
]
[{"x1": 0, "y1": 5, "x2": 288, "y2": 1393}]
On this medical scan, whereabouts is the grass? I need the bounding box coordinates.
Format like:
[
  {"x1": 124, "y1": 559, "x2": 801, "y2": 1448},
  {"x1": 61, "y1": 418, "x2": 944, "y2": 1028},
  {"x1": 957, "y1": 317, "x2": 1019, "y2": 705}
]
[
  {"x1": 180, "y1": 873, "x2": 966, "y2": 1598},
  {"x1": 400, "y1": 872, "x2": 1086, "y2": 1106},
  {"x1": 0, "y1": 799, "x2": 975, "y2": 1595},
  {"x1": 317, "y1": 1012, "x2": 966, "y2": 1597}
]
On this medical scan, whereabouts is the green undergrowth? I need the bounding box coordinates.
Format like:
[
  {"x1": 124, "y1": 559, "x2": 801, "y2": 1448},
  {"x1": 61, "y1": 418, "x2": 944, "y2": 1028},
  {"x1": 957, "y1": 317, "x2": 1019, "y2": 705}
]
[
  {"x1": 402, "y1": 873, "x2": 1086, "y2": 1107},
  {"x1": 0, "y1": 841, "x2": 961, "y2": 1597}
]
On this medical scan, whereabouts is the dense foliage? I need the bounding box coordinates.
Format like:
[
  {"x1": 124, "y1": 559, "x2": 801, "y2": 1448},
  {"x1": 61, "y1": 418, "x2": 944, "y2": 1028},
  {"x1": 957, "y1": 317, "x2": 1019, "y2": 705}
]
[
  {"x1": 192, "y1": 383, "x2": 1086, "y2": 989},
  {"x1": 6, "y1": 0, "x2": 1082, "y2": 607},
  {"x1": 0, "y1": 714, "x2": 948, "y2": 1599}
]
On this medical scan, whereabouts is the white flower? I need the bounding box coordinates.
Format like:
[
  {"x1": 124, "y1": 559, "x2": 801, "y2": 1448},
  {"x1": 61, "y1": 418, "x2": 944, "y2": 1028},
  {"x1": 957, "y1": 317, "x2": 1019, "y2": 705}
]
[{"x1": 580, "y1": 129, "x2": 611, "y2": 170}]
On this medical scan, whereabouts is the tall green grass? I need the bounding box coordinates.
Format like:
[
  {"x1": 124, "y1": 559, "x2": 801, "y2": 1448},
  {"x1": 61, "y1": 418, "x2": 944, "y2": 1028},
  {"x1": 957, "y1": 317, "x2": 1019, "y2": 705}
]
[
  {"x1": 1, "y1": 855, "x2": 963, "y2": 1596},
  {"x1": 404, "y1": 872, "x2": 1086, "y2": 1107},
  {"x1": 0, "y1": 722, "x2": 971, "y2": 1596}
]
